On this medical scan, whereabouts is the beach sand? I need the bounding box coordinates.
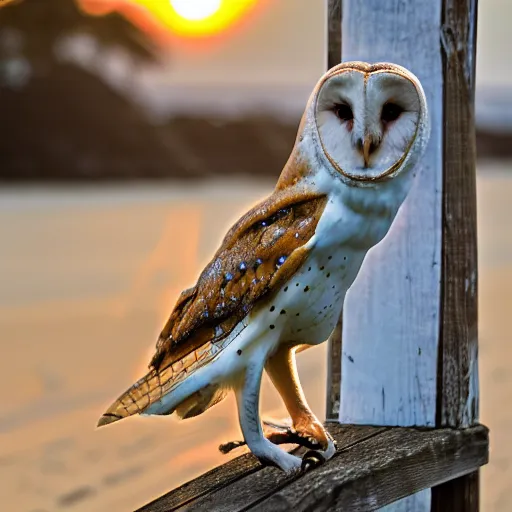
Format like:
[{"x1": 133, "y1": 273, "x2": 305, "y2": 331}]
[{"x1": 0, "y1": 164, "x2": 510, "y2": 511}]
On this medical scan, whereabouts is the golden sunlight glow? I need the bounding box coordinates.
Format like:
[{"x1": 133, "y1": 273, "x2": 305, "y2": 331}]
[
  {"x1": 80, "y1": 0, "x2": 262, "y2": 40},
  {"x1": 142, "y1": 0, "x2": 259, "y2": 38},
  {"x1": 170, "y1": 0, "x2": 221, "y2": 22}
]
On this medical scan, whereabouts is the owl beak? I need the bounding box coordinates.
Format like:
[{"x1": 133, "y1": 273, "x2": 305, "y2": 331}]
[
  {"x1": 357, "y1": 134, "x2": 380, "y2": 168},
  {"x1": 363, "y1": 138, "x2": 372, "y2": 167}
]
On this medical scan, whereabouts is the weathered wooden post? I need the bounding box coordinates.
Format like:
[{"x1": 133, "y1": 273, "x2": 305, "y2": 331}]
[
  {"x1": 137, "y1": 1, "x2": 488, "y2": 510},
  {"x1": 329, "y1": 0, "x2": 481, "y2": 510}
]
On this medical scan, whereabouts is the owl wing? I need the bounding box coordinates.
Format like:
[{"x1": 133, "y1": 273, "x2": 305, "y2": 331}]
[{"x1": 150, "y1": 187, "x2": 328, "y2": 373}]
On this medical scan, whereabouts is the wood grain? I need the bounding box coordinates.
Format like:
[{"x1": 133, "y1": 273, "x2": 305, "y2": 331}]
[
  {"x1": 431, "y1": 471, "x2": 479, "y2": 512},
  {"x1": 437, "y1": 0, "x2": 479, "y2": 431},
  {"x1": 257, "y1": 426, "x2": 488, "y2": 512},
  {"x1": 136, "y1": 453, "x2": 260, "y2": 512},
  {"x1": 139, "y1": 424, "x2": 488, "y2": 512},
  {"x1": 180, "y1": 424, "x2": 381, "y2": 511},
  {"x1": 431, "y1": 0, "x2": 479, "y2": 510},
  {"x1": 140, "y1": 424, "x2": 381, "y2": 512}
]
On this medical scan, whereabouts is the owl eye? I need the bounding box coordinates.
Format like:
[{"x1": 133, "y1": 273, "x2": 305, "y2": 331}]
[
  {"x1": 334, "y1": 103, "x2": 353, "y2": 122},
  {"x1": 381, "y1": 102, "x2": 404, "y2": 123}
]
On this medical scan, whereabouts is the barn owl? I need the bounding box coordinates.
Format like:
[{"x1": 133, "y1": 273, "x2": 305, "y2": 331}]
[{"x1": 98, "y1": 62, "x2": 430, "y2": 474}]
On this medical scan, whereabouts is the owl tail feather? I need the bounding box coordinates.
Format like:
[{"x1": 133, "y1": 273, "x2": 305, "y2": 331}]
[{"x1": 97, "y1": 369, "x2": 167, "y2": 427}]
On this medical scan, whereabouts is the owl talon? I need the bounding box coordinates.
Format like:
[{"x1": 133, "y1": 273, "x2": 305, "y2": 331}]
[
  {"x1": 266, "y1": 427, "x2": 322, "y2": 449},
  {"x1": 220, "y1": 425, "x2": 322, "y2": 455},
  {"x1": 218, "y1": 440, "x2": 246, "y2": 454},
  {"x1": 326, "y1": 431, "x2": 337, "y2": 448},
  {"x1": 301, "y1": 450, "x2": 326, "y2": 472}
]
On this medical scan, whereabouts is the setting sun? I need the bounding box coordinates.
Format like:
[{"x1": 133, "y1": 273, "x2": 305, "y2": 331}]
[
  {"x1": 170, "y1": 0, "x2": 221, "y2": 22},
  {"x1": 80, "y1": 0, "x2": 263, "y2": 41}
]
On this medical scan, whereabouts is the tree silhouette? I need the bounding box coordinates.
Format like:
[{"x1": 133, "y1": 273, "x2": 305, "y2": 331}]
[
  {"x1": 0, "y1": 0, "x2": 172, "y2": 180},
  {"x1": 0, "y1": 0, "x2": 156, "y2": 70}
]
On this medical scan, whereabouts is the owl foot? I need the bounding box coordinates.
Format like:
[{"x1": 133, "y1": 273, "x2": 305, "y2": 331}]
[
  {"x1": 263, "y1": 419, "x2": 323, "y2": 450},
  {"x1": 255, "y1": 447, "x2": 302, "y2": 475},
  {"x1": 218, "y1": 418, "x2": 324, "y2": 454},
  {"x1": 265, "y1": 419, "x2": 337, "y2": 454}
]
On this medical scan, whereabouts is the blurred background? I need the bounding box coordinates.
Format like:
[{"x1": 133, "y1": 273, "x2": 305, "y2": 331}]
[{"x1": 0, "y1": 0, "x2": 510, "y2": 511}]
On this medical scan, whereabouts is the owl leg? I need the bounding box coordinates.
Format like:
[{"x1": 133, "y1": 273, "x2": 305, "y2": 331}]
[
  {"x1": 233, "y1": 360, "x2": 302, "y2": 475},
  {"x1": 265, "y1": 344, "x2": 337, "y2": 469}
]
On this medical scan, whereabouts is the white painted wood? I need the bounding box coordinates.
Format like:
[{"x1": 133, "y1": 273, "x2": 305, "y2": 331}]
[{"x1": 338, "y1": 0, "x2": 443, "y2": 510}]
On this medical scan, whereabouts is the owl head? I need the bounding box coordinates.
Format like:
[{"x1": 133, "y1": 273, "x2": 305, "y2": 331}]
[{"x1": 297, "y1": 62, "x2": 430, "y2": 187}]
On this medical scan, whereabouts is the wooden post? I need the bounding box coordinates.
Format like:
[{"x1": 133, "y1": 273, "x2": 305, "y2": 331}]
[
  {"x1": 431, "y1": 0, "x2": 479, "y2": 510},
  {"x1": 329, "y1": 0, "x2": 479, "y2": 510},
  {"x1": 325, "y1": 0, "x2": 343, "y2": 422}
]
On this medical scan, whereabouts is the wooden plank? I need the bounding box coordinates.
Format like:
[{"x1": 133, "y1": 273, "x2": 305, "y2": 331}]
[
  {"x1": 255, "y1": 426, "x2": 488, "y2": 512},
  {"x1": 431, "y1": 0, "x2": 479, "y2": 510},
  {"x1": 174, "y1": 424, "x2": 382, "y2": 511},
  {"x1": 138, "y1": 425, "x2": 488, "y2": 512},
  {"x1": 325, "y1": 0, "x2": 343, "y2": 422},
  {"x1": 136, "y1": 453, "x2": 260, "y2": 512},
  {"x1": 338, "y1": 0, "x2": 444, "y2": 508},
  {"x1": 136, "y1": 424, "x2": 377, "y2": 511}
]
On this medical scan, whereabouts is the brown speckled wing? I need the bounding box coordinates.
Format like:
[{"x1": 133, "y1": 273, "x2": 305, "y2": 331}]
[{"x1": 150, "y1": 188, "x2": 328, "y2": 373}]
